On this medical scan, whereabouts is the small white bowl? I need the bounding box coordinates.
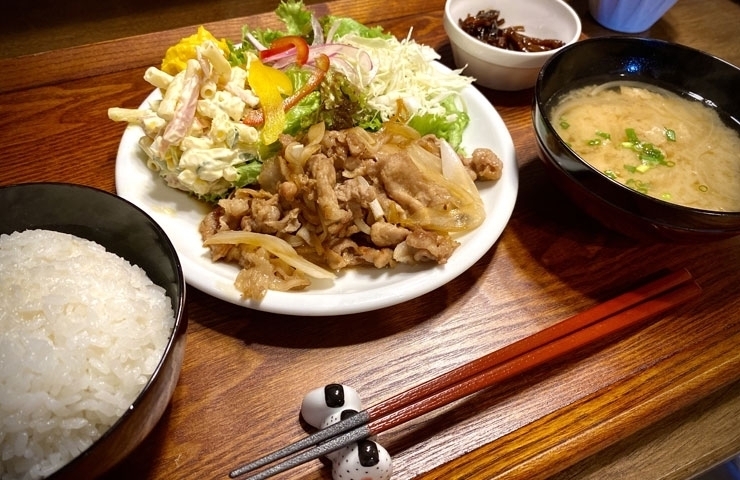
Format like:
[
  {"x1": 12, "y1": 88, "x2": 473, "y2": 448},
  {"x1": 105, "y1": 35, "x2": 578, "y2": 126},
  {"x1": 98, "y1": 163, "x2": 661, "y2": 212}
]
[{"x1": 443, "y1": 0, "x2": 582, "y2": 91}]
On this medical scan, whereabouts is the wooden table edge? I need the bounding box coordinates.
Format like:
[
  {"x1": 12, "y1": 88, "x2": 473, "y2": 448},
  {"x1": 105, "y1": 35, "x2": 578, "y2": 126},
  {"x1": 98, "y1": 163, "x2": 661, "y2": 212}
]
[
  {"x1": 0, "y1": 19, "x2": 243, "y2": 94},
  {"x1": 417, "y1": 328, "x2": 740, "y2": 479},
  {"x1": 0, "y1": 1, "x2": 441, "y2": 94}
]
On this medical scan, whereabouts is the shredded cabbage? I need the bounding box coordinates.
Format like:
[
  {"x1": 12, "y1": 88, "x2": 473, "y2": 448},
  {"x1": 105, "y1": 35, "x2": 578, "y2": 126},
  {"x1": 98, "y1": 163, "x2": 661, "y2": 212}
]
[{"x1": 339, "y1": 32, "x2": 473, "y2": 128}]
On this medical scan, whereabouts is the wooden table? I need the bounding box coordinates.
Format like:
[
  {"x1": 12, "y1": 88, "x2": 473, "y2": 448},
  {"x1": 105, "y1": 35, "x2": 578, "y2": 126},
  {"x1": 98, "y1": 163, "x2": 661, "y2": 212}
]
[{"x1": 2, "y1": 0, "x2": 740, "y2": 478}]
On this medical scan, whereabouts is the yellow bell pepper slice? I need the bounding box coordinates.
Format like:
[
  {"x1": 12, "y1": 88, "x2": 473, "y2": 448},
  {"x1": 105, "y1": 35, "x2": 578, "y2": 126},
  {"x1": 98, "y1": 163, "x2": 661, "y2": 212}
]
[
  {"x1": 248, "y1": 58, "x2": 294, "y2": 145},
  {"x1": 242, "y1": 54, "x2": 330, "y2": 130}
]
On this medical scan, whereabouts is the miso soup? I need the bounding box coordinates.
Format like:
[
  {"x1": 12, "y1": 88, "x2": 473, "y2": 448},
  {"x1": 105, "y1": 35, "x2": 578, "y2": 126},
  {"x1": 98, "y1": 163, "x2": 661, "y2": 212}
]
[{"x1": 549, "y1": 81, "x2": 740, "y2": 212}]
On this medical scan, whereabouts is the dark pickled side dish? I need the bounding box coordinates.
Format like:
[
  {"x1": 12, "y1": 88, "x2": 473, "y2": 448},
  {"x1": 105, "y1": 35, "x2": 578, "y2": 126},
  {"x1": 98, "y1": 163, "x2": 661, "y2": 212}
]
[{"x1": 459, "y1": 10, "x2": 565, "y2": 52}]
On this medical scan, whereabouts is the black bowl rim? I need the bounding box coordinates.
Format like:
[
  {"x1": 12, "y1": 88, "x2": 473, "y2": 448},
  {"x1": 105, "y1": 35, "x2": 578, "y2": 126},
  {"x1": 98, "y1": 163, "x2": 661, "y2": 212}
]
[
  {"x1": 0, "y1": 181, "x2": 187, "y2": 477},
  {"x1": 534, "y1": 35, "x2": 740, "y2": 219}
]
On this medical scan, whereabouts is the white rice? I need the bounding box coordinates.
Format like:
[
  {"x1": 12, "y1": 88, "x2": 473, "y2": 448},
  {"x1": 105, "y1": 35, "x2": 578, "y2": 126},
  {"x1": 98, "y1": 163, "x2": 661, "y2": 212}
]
[{"x1": 0, "y1": 229, "x2": 175, "y2": 480}]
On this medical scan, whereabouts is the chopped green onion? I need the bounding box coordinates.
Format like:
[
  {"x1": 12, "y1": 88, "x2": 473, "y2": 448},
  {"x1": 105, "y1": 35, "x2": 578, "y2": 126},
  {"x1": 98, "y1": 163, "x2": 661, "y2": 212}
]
[
  {"x1": 665, "y1": 128, "x2": 677, "y2": 142},
  {"x1": 641, "y1": 143, "x2": 665, "y2": 161},
  {"x1": 660, "y1": 192, "x2": 672, "y2": 200},
  {"x1": 587, "y1": 139, "x2": 602, "y2": 146},
  {"x1": 596, "y1": 131, "x2": 611, "y2": 140},
  {"x1": 639, "y1": 149, "x2": 666, "y2": 165},
  {"x1": 625, "y1": 128, "x2": 640, "y2": 144},
  {"x1": 698, "y1": 184, "x2": 709, "y2": 192},
  {"x1": 626, "y1": 178, "x2": 649, "y2": 194},
  {"x1": 636, "y1": 164, "x2": 650, "y2": 173},
  {"x1": 604, "y1": 169, "x2": 617, "y2": 180},
  {"x1": 559, "y1": 119, "x2": 570, "y2": 129},
  {"x1": 622, "y1": 128, "x2": 667, "y2": 165}
]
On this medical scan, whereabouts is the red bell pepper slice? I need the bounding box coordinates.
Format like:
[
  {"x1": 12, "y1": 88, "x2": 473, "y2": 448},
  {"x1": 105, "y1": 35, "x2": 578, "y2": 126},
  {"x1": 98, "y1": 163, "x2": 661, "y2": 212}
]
[{"x1": 259, "y1": 35, "x2": 310, "y2": 66}]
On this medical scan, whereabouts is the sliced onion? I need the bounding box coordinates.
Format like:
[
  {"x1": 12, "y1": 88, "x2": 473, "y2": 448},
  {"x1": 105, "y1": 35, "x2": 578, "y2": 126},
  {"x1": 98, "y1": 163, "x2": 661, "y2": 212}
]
[
  {"x1": 326, "y1": 21, "x2": 340, "y2": 44},
  {"x1": 295, "y1": 226, "x2": 313, "y2": 246},
  {"x1": 263, "y1": 52, "x2": 298, "y2": 69},
  {"x1": 369, "y1": 199, "x2": 385, "y2": 221},
  {"x1": 356, "y1": 175, "x2": 385, "y2": 220},
  {"x1": 310, "y1": 14, "x2": 324, "y2": 45},
  {"x1": 204, "y1": 231, "x2": 336, "y2": 279},
  {"x1": 284, "y1": 234, "x2": 304, "y2": 247},
  {"x1": 306, "y1": 121, "x2": 326, "y2": 145},
  {"x1": 300, "y1": 143, "x2": 321, "y2": 165},
  {"x1": 326, "y1": 57, "x2": 361, "y2": 86},
  {"x1": 354, "y1": 216, "x2": 372, "y2": 235},
  {"x1": 264, "y1": 43, "x2": 374, "y2": 79},
  {"x1": 244, "y1": 32, "x2": 266, "y2": 51},
  {"x1": 403, "y1": 140, "x2": 486, "y2": 232},
  {"x1": 322, "y1": 44, "x2": 374, "y2": 74},
  {"x1": 285, "y1": 143, "x2": 305, "y2": 167},
  {"x1": 439, "y1": 139, "x2": 478, "y2": 198}
]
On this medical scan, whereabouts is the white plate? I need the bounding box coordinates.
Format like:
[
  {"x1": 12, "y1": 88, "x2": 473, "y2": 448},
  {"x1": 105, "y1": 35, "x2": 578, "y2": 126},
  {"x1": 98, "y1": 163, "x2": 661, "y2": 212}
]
[{"x1": 115, "y1": 68, "x2": 518, "y2": 316}]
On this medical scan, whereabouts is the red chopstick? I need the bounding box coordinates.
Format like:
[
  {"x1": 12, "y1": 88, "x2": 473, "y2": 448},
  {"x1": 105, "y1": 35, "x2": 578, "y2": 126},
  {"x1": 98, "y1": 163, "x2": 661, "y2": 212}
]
[{"x1": 229, "y1": 269, "x2": 701, "y2": 479}]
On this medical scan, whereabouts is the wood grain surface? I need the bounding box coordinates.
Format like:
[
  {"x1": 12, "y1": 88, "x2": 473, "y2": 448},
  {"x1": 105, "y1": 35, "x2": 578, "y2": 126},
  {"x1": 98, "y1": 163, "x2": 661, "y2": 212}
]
[{"x1": 1, "y1": 0, "x2": 740, "y2": 479}]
